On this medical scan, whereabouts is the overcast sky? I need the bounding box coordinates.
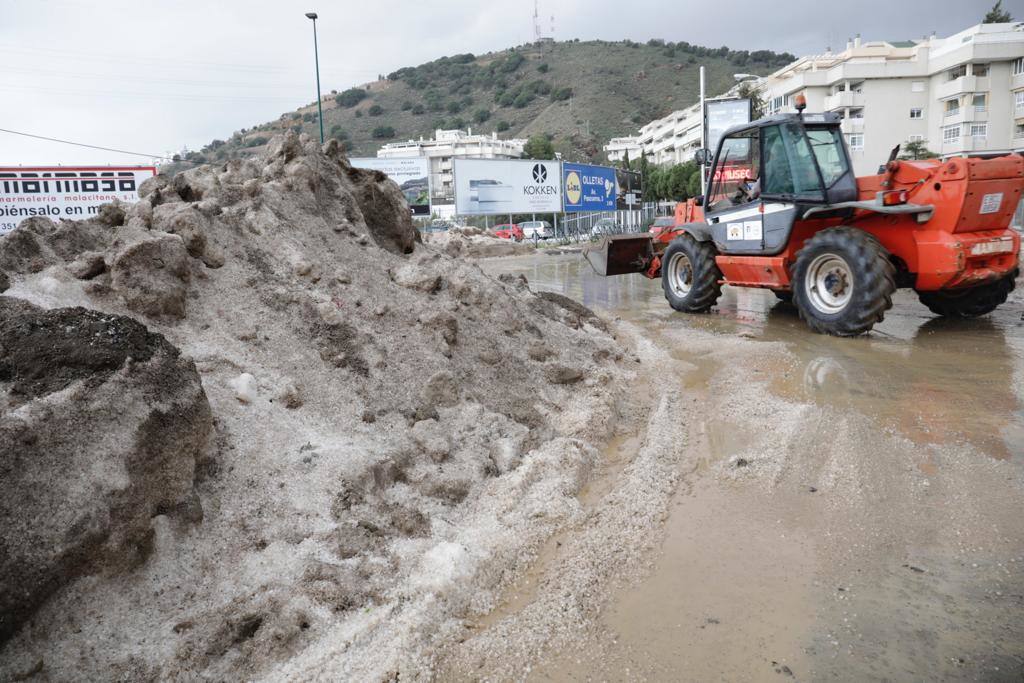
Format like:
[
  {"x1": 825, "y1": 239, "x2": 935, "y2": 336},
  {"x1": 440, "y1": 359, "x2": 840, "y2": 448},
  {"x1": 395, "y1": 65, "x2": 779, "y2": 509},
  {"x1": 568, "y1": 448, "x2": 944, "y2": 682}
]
[{"x1": 2, "y1": 0, "x2": 1019, "y2": 166}]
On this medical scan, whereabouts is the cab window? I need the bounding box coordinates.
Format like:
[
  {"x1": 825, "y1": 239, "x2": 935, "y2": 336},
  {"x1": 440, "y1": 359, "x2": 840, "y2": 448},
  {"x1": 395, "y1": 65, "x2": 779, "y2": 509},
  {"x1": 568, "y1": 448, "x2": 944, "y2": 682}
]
[
  {"x1": 761, "y1": 123, "x2": 824, "y2": 200},
  {"x1": 806, "y1": 127, "x2": 849, "y2": 187},
  {"x1": 707, "y1": 130, "x2": 760, "y2": 212}
]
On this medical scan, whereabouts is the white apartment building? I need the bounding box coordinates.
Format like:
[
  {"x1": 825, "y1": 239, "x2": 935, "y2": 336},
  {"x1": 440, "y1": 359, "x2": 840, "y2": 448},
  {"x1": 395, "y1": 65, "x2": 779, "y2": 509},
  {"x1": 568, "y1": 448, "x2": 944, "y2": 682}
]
[
  {"x1": 377, "y1": 128, "x2": 526, "y2": 212},
  {"x1": 623, "y1": 22, "x2": 1024, "y2": 177},
  {"x1": 603, "y1": 136, "x2": 643, "y2": 163}
]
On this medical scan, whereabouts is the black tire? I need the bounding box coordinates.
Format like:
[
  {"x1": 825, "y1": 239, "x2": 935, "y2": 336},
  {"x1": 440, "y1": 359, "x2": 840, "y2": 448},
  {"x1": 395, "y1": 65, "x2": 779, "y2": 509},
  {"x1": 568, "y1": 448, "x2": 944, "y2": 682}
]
[
  {"x1": 661, "y1": 234, "x2": 722, "y2": 313},
  {"x1": 917, "y1": 272, "x2": 1017, "y2": 318},
  {"x1": 792, "y1": 227, "x2": 896, "y2": 336},
  {"x1": 772, "y1": 289, "x2": 793, "y2": 303}
]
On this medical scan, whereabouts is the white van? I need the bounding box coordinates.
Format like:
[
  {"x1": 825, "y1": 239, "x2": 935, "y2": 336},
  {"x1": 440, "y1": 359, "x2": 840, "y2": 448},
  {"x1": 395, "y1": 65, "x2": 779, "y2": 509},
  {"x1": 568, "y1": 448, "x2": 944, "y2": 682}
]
[{"x1": 520, "y1": 220, "x2": 554, "y2": 240}]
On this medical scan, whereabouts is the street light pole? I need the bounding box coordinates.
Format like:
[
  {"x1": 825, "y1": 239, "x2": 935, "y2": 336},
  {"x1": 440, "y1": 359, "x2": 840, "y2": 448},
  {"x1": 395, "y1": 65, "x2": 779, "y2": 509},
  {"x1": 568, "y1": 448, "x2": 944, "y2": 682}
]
[
  {"x1": 699, "y1": 65, "x2": 707, "y2": 196},
  {"x1": 305, "y1": 12, "x2": 324, "y2": 143}
]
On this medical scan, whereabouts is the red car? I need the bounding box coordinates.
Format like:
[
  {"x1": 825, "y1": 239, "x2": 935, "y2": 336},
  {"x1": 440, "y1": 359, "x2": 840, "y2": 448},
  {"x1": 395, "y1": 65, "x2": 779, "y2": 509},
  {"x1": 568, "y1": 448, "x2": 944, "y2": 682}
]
[{"x1": 492, "y1": 224, "x2": 524, "y2": 241}]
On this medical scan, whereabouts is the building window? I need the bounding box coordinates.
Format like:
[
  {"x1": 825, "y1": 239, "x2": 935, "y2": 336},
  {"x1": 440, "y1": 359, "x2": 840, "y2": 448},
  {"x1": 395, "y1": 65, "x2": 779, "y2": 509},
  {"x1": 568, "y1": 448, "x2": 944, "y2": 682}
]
[
  {"x1": 849, "y1": 108, "x2": 864, "y2": 119},
  {"x1": 848, "y1": 134, "x2": 864, "y2": 150},
  {"x1": 972, "y1": 94, "x2": 986, "y2": 112},
  {"x1": 769, "y1": 95, "x2": 785, "y2": 113},
  {"x1": 970, "y1": 123, "x2": 987, "y2": 139},
  {"x1": 909, "y1": 108, "x2": 923, "y2": 119},
  {"x1": 911, "y1": 81, "x2": 925, "y2": 93},
  {"x1": 943, "y1": 125, "x2": 961, "y2": 144},
  {"x1": 1015, "y1": 122, "x2": 1024, "y2": 139},
  {"x1": 944, "y1": 98, "x2": 960, "y2": 117},
  {"x1": 908, "y1": 134, "x2": 925, "y2": 143},
  {"x1": 1014, "y1": 58, "x2": 1024, "y2": 76},
  {"x1": 947, "y1": 65, "x2": 967, "y2": 81},
  {"x1": 1015, "y1": 90, "x2": 1024, "y2": 113},
  {"x1": 973, "y1": 63, "x2": 989, "y2": 77}
]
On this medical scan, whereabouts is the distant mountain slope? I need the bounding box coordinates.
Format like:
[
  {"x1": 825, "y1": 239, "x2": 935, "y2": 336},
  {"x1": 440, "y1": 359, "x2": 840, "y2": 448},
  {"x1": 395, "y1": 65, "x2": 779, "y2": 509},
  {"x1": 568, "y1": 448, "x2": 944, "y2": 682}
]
[{"x1": 172, "y1": 39, "x2": 793, "y2": 169}]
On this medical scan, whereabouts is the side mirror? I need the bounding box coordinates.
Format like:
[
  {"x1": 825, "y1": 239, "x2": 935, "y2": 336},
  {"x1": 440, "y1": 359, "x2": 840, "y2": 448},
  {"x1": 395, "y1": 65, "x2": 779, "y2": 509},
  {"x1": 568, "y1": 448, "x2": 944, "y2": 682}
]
[
  {"x1": 693, "y1": 148, "x2": 711, "y2": 166},
  {"x1": 694, "y1": 195, "x2": 704, "y2": 207}
]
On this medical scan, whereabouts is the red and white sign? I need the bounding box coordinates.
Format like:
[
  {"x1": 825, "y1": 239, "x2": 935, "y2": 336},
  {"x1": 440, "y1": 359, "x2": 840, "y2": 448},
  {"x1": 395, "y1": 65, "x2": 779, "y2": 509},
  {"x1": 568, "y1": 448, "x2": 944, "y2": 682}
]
[
  {"x1": 712, "y1": 165, "x2": 753, "y2": 182},
  {"x1": 0, "y1": 166, "x2": 157, "y2": 235}
]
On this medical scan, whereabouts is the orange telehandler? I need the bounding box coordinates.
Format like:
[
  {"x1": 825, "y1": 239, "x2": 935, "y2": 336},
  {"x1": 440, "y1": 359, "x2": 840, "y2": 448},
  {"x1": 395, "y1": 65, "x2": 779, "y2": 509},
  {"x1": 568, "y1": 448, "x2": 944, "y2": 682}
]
[{"x1": 585, "y1": 98, "x2": 1022, "y2": 336}]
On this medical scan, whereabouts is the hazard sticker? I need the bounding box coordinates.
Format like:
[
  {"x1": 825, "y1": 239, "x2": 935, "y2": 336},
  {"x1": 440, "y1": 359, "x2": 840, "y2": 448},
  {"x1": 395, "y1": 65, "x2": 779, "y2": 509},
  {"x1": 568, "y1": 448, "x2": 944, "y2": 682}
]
[
  {"x1": 726, "y1": 223, "x2": 743, "y2": 240},
  {"x1": 743, "y1": 221, "x2": 762, "y2": 240},
  {"x1": 980, "y1": 193, "x2": 1003, "y2": 215}
]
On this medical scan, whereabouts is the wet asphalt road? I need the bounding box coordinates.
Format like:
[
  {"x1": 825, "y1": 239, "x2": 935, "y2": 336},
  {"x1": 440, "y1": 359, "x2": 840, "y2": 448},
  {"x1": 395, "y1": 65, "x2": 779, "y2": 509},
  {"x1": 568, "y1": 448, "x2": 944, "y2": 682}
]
[{"x1": 481, "y1": 252, "x2": 1024, "y2": 682}]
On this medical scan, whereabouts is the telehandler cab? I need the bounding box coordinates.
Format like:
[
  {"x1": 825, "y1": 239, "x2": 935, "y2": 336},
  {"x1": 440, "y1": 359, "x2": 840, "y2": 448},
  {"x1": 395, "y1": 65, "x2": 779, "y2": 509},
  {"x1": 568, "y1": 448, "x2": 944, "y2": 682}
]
[{"x1": 585, "y1": 97, "x2": 1022, "y2": 336}]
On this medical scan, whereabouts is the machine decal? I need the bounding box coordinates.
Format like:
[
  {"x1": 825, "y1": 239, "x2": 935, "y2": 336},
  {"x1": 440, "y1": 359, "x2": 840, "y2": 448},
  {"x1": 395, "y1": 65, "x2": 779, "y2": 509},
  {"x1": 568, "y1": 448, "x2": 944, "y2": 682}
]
[
  {"x1": 727, "y1": 223, "x2": 744, "y2": 240},
  {"x1": 979, "y1": 192, "x2": 1003, "y2": 215},
  {"x1": 743, "y1": 221, "x2": 762, "y2": 240}
]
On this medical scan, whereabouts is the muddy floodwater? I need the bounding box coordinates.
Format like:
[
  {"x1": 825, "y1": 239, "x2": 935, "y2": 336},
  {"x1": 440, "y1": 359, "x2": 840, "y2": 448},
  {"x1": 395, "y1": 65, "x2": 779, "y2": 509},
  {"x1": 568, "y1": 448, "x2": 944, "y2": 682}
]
[{"x1": 476, "y1": 252, "x2": 1024, "y2": 682}]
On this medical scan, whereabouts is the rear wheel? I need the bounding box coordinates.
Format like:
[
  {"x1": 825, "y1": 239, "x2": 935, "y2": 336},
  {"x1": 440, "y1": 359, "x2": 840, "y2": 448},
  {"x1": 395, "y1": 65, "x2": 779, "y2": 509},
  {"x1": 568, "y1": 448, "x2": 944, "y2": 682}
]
[
  {"x1": 661, "y1": 235, "x2": 722, "y2": 313},
  {"x1": 917, "y1": 273, "x2": 1017, "y2": 318},
  {"x1": 792, "y1": 228, "x2": 896, "y2": 336}
]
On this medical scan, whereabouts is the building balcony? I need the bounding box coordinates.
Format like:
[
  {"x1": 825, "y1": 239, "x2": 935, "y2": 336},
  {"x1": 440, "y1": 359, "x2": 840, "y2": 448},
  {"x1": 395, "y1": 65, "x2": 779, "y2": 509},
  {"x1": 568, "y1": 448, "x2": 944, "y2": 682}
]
[
  {"x1": 936, "y1": 75, "x2": 988, "y2": 100},
  {"x1": 942, "y1": 108, "x2": 966, "y2": 125},
  {"x1": 823, "y1": 90, "x2": 864, "y2": 111},
  {"x1": 840, "y1": 118, "x2": 865, "y2": 134}
]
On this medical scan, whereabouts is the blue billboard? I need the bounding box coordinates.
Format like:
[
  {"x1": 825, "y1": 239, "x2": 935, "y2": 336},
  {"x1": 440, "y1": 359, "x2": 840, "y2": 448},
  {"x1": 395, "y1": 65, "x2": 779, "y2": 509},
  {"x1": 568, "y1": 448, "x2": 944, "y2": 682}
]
[{"x1": 562, "y1": 162, "x2": 617, "y2": 212}]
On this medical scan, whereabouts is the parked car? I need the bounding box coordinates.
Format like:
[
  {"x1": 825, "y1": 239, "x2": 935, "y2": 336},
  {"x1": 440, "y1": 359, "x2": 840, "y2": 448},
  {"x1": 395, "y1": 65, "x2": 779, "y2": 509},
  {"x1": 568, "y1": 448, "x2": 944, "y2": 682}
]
[
  {"x1": 589, "y1": 218, "x2": 621, "y2": 238},
  {"x1": 520, "y1": 220, "x2": 554, "y2": 240},
  {"x1": 648, "y1": 215, "x2": 678, "y2": 241},
  {"x1": 492, "y1": 223, "x2": 524, "y2": 241}
]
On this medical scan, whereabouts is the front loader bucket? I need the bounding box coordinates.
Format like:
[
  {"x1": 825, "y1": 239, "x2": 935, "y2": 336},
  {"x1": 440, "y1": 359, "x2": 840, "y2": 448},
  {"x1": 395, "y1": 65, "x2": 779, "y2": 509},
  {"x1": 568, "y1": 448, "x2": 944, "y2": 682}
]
[{"x1": 582, "y1": 234, "x2": 654, "y2": 276}]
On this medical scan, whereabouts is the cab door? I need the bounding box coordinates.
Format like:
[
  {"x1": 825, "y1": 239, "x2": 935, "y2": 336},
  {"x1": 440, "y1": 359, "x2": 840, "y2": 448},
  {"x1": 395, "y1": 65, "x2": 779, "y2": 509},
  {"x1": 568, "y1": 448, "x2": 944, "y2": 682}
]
[
  {"x1": 704, "y1": 129, "x2": 766, "y2": 254},
  {"x1": 758, "y1": 122, "x2": 824, "y2": 253}
]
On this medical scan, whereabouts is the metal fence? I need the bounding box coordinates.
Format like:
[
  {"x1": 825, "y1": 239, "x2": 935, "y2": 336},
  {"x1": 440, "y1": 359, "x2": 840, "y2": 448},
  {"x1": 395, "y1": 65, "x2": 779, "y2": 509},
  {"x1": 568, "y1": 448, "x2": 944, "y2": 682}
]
[{"x1": 556, "y1": 204, "x2": 661, "y2": 244}]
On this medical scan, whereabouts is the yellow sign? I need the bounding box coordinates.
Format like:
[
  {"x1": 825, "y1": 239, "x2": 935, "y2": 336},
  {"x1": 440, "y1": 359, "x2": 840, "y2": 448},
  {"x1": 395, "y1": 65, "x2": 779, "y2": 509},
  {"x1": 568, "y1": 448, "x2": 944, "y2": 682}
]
[{"x1": 565, "y1": 171, "x2": 582, "y2": 205}]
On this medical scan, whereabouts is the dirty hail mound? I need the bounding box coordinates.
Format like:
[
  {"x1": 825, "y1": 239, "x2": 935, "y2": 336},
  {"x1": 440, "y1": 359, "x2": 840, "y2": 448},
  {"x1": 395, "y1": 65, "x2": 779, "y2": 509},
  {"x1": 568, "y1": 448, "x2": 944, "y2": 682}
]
[{"x1": 0, "y1": 132, "x2": 631, "y2": 680}]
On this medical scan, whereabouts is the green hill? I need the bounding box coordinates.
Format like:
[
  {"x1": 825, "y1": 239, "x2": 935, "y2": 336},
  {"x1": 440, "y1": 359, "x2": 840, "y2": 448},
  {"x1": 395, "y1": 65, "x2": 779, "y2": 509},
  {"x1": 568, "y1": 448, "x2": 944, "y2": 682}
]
[{"x1": 173, "y1": 39, "x2": 794, "y2": 168}]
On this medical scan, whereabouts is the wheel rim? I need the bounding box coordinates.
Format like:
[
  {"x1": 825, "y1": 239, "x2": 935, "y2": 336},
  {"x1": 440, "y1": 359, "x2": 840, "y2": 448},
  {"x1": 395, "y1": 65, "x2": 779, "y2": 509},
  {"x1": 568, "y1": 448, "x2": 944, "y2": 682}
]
[
  {"x1": 805, "y1": 253, "x2": 853, "y2": 314},
  {"x1": 667, "y1": 251, "x2": 694, "y2": 298}
]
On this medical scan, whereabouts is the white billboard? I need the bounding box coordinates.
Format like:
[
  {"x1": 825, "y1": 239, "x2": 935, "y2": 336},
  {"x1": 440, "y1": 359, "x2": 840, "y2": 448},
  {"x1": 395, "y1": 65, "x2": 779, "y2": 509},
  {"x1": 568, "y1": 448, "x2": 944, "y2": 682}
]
[
  {"x1": 453, "y1": 158, "x2": 562, "y2": 215},
  {"x1": 0, "y1": 166, "x2": 156, "y2": 235},
  {"x1": 349, "y1": 157, "x2": 431, "y2": 216}
]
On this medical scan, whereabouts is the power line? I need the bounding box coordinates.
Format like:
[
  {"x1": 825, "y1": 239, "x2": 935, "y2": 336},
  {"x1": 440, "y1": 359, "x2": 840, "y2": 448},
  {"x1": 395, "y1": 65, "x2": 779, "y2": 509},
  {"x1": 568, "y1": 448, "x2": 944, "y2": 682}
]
[{"x1": 0, "y1": 127, "x2": 172, "y2": 160}]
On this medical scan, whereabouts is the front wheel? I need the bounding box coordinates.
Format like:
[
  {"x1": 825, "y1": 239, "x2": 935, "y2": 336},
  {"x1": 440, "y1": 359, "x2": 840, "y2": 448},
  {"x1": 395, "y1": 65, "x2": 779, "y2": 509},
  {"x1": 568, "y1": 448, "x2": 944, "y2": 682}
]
[
  {"x1": 792, "y1": 228, "x2": 896, "y2": 336},
  {"x1": 661, "y1": 234, "x2": 722, "y2": 313},
  {"x1": 917, "y1": 273, "x2": 1017, "y2": 318}
]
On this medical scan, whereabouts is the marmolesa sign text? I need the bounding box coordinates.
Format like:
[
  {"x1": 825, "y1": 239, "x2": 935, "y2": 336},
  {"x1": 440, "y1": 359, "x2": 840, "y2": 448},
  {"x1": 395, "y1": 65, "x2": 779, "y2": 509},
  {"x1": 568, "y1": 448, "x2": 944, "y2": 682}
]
[{"x1": 0, "y1": 166, "x2": 157, "y2": 235}]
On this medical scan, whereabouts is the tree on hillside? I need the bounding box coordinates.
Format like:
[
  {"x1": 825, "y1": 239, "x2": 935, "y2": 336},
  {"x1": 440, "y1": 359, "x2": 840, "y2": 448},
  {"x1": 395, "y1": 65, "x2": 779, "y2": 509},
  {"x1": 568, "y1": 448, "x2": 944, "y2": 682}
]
[
  {"x1": 523, "y1": 134, "x2": 555, "y2": 160},
  {"x1": 335, "y1": 88, "x2": 367, "y2": 107},
  {"x1": 984, "y1": 0, "x2": 1013, "y2": 22},
  {"x1": 899, "y1": 140, "x2": 939, "y2": 160}
]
